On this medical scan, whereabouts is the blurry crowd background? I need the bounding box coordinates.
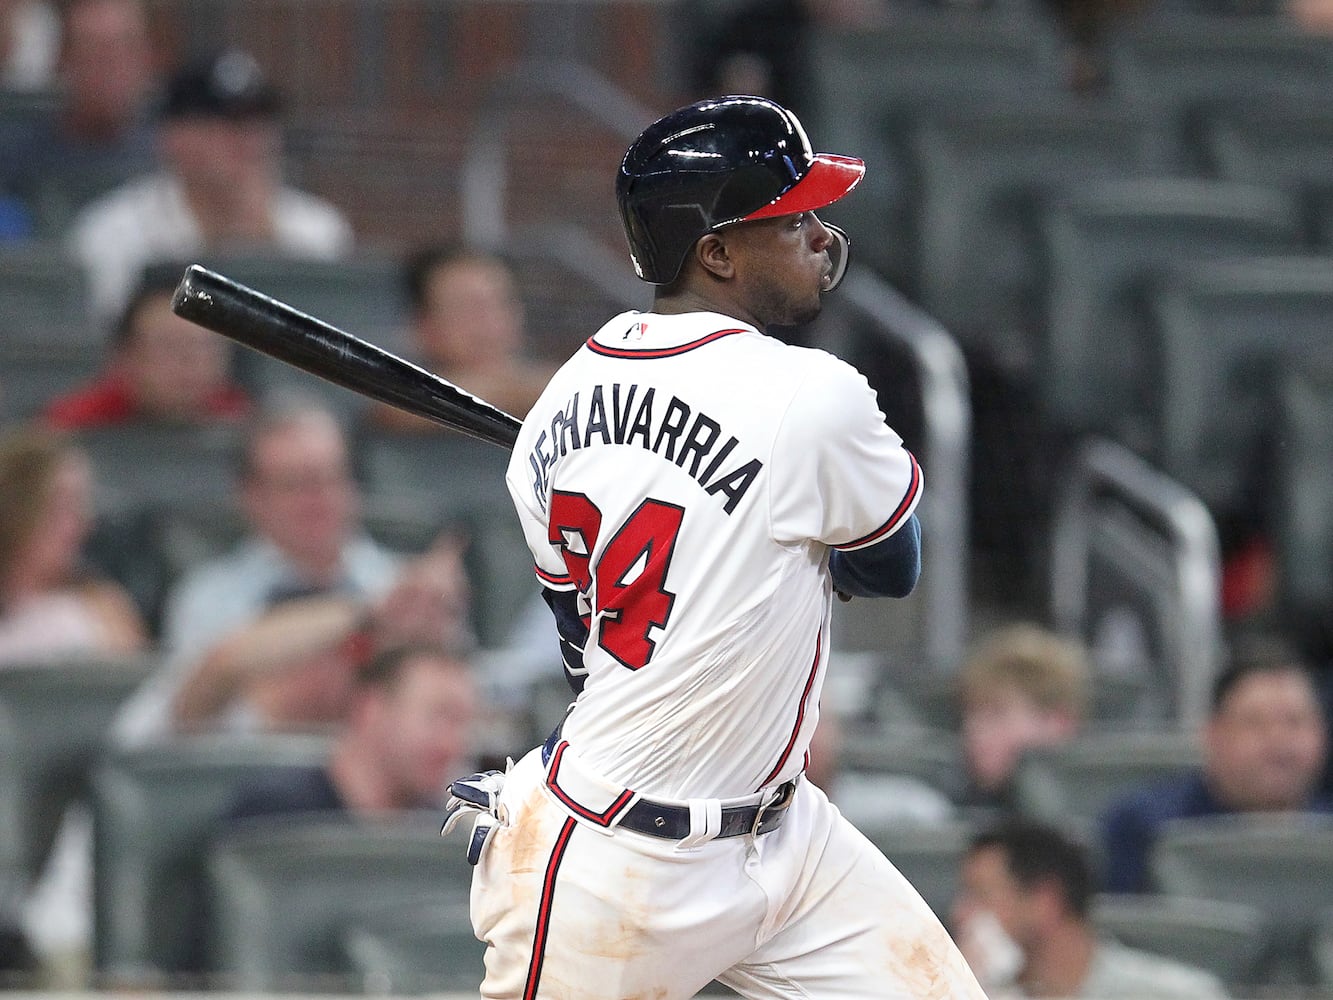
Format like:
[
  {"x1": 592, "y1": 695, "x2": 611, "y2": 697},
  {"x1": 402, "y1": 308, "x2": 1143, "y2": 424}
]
[{"x1": 2, "y1": 0, "x2": 1333, "y2": 997}]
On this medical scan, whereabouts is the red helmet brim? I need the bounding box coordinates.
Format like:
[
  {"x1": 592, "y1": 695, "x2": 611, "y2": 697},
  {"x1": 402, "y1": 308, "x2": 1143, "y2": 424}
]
[{"x1": 742, "y1": 153, "x2": 866, "y2": 222}]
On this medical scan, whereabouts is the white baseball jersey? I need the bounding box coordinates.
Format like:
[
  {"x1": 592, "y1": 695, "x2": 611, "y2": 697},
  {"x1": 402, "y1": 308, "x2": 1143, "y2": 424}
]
[
  {"x1": 467, "y1": 307, "x2": 985, "y2": 1000},
  {"x1": 505, "y1": 309, "x2": 921, "y2": 801}
]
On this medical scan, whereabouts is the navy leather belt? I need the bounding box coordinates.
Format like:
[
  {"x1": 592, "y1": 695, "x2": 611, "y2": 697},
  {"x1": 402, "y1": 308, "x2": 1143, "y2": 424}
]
[
  {"x1": 622, "y1": 779, "x2": 794, "y2": 839},
  {"x1": 541, "y1": 726, "x2": 794, "y2": 840}
]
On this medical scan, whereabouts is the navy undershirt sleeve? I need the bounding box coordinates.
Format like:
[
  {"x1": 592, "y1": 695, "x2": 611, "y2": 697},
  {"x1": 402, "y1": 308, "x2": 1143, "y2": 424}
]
[
  {"x1": 829, "y1": 513, "x2": 921, "y2": 599},
  {"x1": 542, "y1": 587, "x2": 589, "y2": 694}
]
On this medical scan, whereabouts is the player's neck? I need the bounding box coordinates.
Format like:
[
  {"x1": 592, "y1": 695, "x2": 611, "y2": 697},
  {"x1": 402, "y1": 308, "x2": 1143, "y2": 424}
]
[{"x1": 653, "y1": 287, "x2": 763, "y2": 332}]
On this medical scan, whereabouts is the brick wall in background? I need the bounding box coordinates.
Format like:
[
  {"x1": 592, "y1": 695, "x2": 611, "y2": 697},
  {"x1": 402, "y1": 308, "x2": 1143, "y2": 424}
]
[{"x1": 139, "y1": 0, "x2": 690, "y2": 251}]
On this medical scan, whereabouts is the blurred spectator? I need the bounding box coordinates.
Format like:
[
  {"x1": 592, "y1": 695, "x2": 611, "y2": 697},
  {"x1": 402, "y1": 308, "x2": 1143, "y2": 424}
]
[
  {"x1": 184, "y1": 536, "x2": 469, "y2": 737},
  {"x1": 0, "y1": 0, "x2": 56, "y2": 91},
  {"x1": 1040, "y1": 0, "x2": 1150, "y2": 93},
  {"x1": 370, "y1": 244, "x2": 554, "y2": 429},
  {"x1": 110, "y1": 394, "x2": 469, "y2": 746},
  {"x1": 0, "y1": 0, "x2": 158, "y2": 238},
  {"x1": 0, "y1": 423, "x2": 146, "y2": 662},
  {"x1": 113, "y1": 396, "x2": 471, "y2": 745},
  {"x1": 1100, "y1": 633, "x2": 1332, "y2": 893},
  {"x1": 226, "y1": 642, "x2": 479, "y2": 820},
  {"x1": 952, "y1": 623, "x2": 1091, "y2": 817},
  {"x1": 0, "y1": 424, "x2": 147, "y2": 987},
  {"x1": 1287, "y1": 0, "x2": 1333, "y2": 31},
  {"x1": 43, "y1": 265, "x2": 250, "y2": 428},
  {"x1": 952, "y1": 819, "x2": 1229, "y2": 998},
  {"x1": 68, "y1": 46, "x2": 352, "y2": 324}
]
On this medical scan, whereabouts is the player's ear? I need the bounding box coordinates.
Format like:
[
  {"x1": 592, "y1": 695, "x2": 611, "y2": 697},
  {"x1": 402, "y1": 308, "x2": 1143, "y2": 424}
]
[{"x1": 694, "y1": 233, "x2": 735, "y2": 281}]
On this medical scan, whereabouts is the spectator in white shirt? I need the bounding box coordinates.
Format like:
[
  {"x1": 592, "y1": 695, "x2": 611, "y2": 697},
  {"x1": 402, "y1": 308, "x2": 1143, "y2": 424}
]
[{"x1": 68, "y1": 47, "x2": 352, "y2": 323}]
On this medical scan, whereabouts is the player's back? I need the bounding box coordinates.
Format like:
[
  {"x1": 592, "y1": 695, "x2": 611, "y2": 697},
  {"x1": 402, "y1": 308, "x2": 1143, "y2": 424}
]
[{"x1": 507, "y1": 309, "x2": 901, "y2": 799}]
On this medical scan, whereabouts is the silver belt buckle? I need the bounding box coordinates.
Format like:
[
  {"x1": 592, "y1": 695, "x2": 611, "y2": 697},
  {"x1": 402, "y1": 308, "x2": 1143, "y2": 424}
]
[{"x1": 750, "y1": 780, "x2": 795, "y2": 837}]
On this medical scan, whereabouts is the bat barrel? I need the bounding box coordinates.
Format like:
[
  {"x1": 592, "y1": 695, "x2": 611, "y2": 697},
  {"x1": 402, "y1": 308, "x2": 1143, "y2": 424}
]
[{"x1": 172, "y1": 264, "x2": 522, "y2": 449}]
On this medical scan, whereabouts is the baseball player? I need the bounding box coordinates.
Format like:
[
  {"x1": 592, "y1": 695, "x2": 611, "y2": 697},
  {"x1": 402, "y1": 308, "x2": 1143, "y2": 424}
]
[{"x1": 444, "y1": 95, "x2": 987, "y2": 999}]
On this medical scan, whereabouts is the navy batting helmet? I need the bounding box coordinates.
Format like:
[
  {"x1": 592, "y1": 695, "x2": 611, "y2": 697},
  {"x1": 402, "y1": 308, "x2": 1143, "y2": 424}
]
[{"x1": 616, "y1": 95, "x2": 864, "y2": 288}]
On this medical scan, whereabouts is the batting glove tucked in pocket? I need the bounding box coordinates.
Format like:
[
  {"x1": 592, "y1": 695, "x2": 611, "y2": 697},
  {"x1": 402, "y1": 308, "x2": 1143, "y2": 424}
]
[{"x1": 441, "y1": 766, "x2": 510, "y2": 865}]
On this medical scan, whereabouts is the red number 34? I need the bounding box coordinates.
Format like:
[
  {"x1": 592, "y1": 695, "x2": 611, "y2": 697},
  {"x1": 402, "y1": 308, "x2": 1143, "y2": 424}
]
[{"x1": 548, "y1": 491, "x2": 684, "y2": 670}]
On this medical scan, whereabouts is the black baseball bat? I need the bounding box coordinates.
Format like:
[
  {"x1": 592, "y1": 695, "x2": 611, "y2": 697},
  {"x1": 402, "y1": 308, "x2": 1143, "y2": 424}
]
[{"x1": 170, "y1": 264, "x2": 522, "y2": 449}]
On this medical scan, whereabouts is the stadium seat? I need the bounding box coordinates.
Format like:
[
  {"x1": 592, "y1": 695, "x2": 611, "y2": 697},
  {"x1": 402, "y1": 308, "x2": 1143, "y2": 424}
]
[
  {"x1": 91, "y1": 733, "x2": 331, "y2": 981},
  {"x1": 1315, "y1": 906, "x2": 1333, "y2": 989},
  {"x1": 0, "y1": 704, "x2": 25, "y2": 901},
  {"x1": 355, "y1": 428, "x2": 512, "y2": 514},
  {"x1": 355, "y1": 430, "x2": 534, "y2": 646},
  {"x1": 860, "y1": 819, "x2": 975, "y2": 921},
  {"x1": 1149, "y1": 255, "x2": 1333, "y2": 520},
  {"x1": 1106, "y1": 15, "x2": 1333, "y2": 167},
  {"x1": 1312, "y1": 183, "x2": 1333, "y2": 248},
  {"x1": 206, "y1": 813, "x2": 478, "y2": 992},
  {"x1": 805, "y1": 11, "x2": 1066, "y2": 287},
  {"x1": 341, "y1": 897, "x2": 482, "y2": 994},
  {"x1": 0, "y1": 339, "x2": 101, "y2": 421},
  {"x1": 198, "y1": 250, "x2": 407, "y2": 348},
  {"x1": 1013, "y1": 731, "x2": 1202, "y2": 828},
  {"x1": 1273, "y1": 359, "x2": 1333, "y2": 646},
  {"x1": 0, "y1": 654, "x2": 154, "y2": 880},
  {"x1": 908, "y1": 99, "x2": 1174, "y2": 353},
  {"x1": 1152, "y1": 814, "x2": 1333, "y2": 984},
  {"x1": 1091, "y1": 893, "x2": 1270, "y2": 989},
  {"x1": 1197, "y1": 97, "x2": 1333, "y2": 242},
  {"x1": 0, "y1": 242, "x2": 96, "y2": 344},
  {"x1": 73, "y1": 423, "x2": 242, "y2": 520},
  {"x1": 1038, "y1": 177, "x2": 1305, "y2": 447},
  {"x1": 207, "y1": 251, "x2": 408, "y2": 421},
  {"x1": 838, "y1": 723, "x2": 960, "y2": 795}
]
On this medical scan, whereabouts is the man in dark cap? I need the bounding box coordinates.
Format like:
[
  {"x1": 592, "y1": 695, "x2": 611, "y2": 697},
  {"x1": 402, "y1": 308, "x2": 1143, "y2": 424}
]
[{"x1": 68, "y1": 47, "x2": 352, "y2": 324}]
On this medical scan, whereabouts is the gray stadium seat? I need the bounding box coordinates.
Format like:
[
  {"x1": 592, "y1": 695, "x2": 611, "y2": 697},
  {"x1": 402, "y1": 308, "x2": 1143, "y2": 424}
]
[
  {"x1": 1198, "y1": 98, "x2": 1333, "y2": 239},
  {"x1": 1273, "y1": 360, "x2": 1333, "y2": 638},
  {"x1": 805, "y1": 12, "x2": 1065, "y2": 287},
  {"x1": 0, "y1": 242, "x2": 95, "y2": 344},
  {"x1": 1312, "y1": 184, "x2": 1333, "y2": 248},
  {"x1": 1106, "y1": 16, "x2": 1333, "y2": 166},
  {"x1": 908, "y1": 99, "x2": 1173, "y2": 352},
  {"x1": 1150, "y1": 255, "x2": 1333, "y2": 520},
  {"x1": 1014, "y1": 731, "x2": 1202, "y2": 828},
  {"x1": 198, "y1": 250, "x2": 407, "y2": 348},
  {"x1": 91, "y1": 733, "x2": 331, "y2": 981},
  {"x1": 502, "y1": 222, "x2": 647, "y2": 363},
  {"x1": 341, "y1": 898, "x2": 483, "y2": 994},
  {"x1": 0, "y1": 655, "x2": 153, "y2": 881},
  {"x1": 861, "y1": 819, "x2": 975, "y2": 921},
  {"x1": 356, "y1": 428, "x2": 512, "y2": 513},
  {"x1": 206, "y1": 814, "x2": 478, "y2": 992},
  {"x1": 837, "y1": 723, "x2": 960, "y2": 796},
  {"x1": 73, "y1": 423, "x2": 242, "y2": 520},
  {"x1": 1152, "y1": 815, "x2": 1333, "y2": 984},
  {"x1": 1316, "y1": 906, "x2": 1333, "y2": 989},
  {"x1": 0, "y1": 704, "x2": 25, "y2": 906},
  {"x1": 205, "y1": 251, "x2": 407, "y2": 421},
  {"x1": 356, "y1": 430, "x2": 534, "y2": 647},
  {"x1": 0, "y1": 340, "x2": 100, "y2": 421},
  {"x1": 1038, "y1": 177, "x2": 1305, "y2": 446},
  {"x1": 1091, "y1": 893, "x2": 1270, "y2": 989}
]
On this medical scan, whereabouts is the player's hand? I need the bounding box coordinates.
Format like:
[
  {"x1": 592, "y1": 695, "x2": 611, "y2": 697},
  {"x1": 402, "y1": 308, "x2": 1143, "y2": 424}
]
[{"x1": 442, "y1": 767, "x2": 510, "y2": 865}]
